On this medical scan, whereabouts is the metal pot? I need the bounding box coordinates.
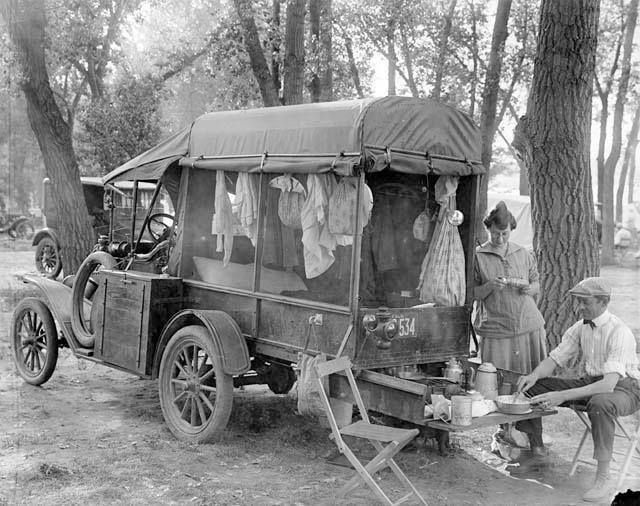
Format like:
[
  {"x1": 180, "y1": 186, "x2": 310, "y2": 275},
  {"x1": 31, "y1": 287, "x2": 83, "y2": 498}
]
[
  {"x1": 443, "y1": 357, "x2": 464, "y2": 384},
  {"x1": 468, "y1": 362, "x2": 499, "y2": 400}
]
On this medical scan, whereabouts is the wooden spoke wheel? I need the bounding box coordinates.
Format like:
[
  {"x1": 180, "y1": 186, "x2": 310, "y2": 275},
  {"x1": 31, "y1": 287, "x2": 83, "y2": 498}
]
[
  {"x1": 35, "y1": 237, "x2": 62, "y2": 278},
  {"x1": 14, "y1": 220, "x2": 35, "y2": 240},
  {"x1": 11, "y1": 298, "x2": 59, "y2": 385},
  {"x1": 159, "y1": 325, "x2": 233, "y2": 443}
]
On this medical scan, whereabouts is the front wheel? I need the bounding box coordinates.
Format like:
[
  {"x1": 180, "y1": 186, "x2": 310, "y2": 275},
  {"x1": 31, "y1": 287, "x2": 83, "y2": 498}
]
[
  {"x1": 159, "y1": 325, "x2": 233, "y2": 442},
  {"x1": 11, "y1": 298, "x2": 59, "y2": 385}
]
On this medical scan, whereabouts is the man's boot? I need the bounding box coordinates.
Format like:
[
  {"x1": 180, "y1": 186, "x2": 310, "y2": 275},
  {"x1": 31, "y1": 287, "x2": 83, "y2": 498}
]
[{"x1": 582, "y1": 474, "x2": 613, "y2": 503}]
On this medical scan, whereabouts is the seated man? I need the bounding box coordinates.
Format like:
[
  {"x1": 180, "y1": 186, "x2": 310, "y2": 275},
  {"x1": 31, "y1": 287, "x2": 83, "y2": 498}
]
[{"x1": 516, "y1": 277, "x2": 640, "y2": 503}]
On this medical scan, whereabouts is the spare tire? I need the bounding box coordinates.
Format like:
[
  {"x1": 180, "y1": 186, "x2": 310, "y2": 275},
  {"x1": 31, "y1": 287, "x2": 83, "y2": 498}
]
[{"x1": 70, "y1": 252, "x2": 117, "y2": 348}]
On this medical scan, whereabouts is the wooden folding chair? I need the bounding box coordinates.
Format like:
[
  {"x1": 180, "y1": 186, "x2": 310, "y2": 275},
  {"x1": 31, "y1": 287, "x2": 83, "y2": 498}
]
[
  {"x1": 568, "y1": 404, "x2": 640, "y2": 489},
  {"x1": 315, "y1": 356, "x2": 427, "y2": 505}
]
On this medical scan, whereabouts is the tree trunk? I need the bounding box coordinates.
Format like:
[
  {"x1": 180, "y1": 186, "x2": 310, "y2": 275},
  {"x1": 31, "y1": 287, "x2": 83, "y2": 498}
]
[
  {"x1": 272, "y1": 0, "x2": 282, "y2": 97},
  {"x1": 387, "y1": 18, "x2": 396, "y2": 96},
  {"x1": 615, "y1": 104, "x2": 640, "y2": 221},
  {"x1": 343, "y1": 34, "x2": 364, "y2": 98},
  {"x1": 468, "y1": 1, "x2": 479, "y2": 116},
  {"x1": 283, "y1": 0, "x2": 306, "y2": 105},
  {"x1": 477, "y1": 0, "x2": 512, "y2": 242},
  {"x1": 399, "y1": 27, "x2": 419, "y2": 98},
  {"x1": 1, "y1": 0, "x2": 94, "y2": 274},
  {"x1": 319, "y1": 0, "x2": 333, "y2": 102},
  {"x1": 595, "y1": 14, "x2": 625, "y2": 207},
  {"x1": 512, "y1": 0, "x2": 600, "y2": 348},
  {"x1": 431, "y1": 0, "x2": 457, "y2": 100},
  {"x1": 601, "y1": 0, "x2": 638, "y2": 264},
  {"x1": 596, "y1": 94, "x2": 609, "y2": 207},
  {"x1": 628, "y1": 144, "x2": 637, "y2": 204},
  {"x1": 234, "y1": 0, "x2": 281, "y2": 107},
  {"x1": 309, "y1": 0, "x2": 321, "y2": 102}
]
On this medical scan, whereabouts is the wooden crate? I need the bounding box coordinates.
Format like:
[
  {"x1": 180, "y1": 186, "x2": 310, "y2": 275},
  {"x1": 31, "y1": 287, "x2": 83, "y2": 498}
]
[{"x1": 93, "y1": 270, "x2": 183, "y2": 376}]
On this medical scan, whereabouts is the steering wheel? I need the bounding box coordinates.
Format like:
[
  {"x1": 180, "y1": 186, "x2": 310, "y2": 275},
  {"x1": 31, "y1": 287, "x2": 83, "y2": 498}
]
[{"x1": 147, "y1": 213, "x2": 175, "y2": 243}]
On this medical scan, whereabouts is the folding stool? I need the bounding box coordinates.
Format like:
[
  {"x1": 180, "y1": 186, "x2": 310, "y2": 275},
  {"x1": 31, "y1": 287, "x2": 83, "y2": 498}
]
[{"x1": 568, "y1": 404, "x2": 640, "y2": 489}]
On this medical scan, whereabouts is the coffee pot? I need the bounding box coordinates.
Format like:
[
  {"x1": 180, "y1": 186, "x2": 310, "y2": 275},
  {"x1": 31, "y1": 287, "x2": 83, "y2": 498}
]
[
  {"x1": 468, "y1": 362, "x2": 499, "y2": 400},
  {"x1": 443, "y1": 357, "x2": 464, "y2": 384}
]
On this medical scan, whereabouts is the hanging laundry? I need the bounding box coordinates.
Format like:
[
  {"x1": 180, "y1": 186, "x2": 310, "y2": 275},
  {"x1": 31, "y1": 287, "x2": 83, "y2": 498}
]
[
  {"x1": 211, "y1": 170, "x2": 234, "y2": 266},
  {"x1": 301, "y1": 174, "x2": 337, "y2": 278},
  {"x1": 269, "y1": 174, "x2": 306, "y2": 229},
  {"x1": 263, "y1": 185, "x2": 300, "y2": 269},
  {"x1": 235, "y1": 172, "x2": 259, "y2": 245},
  {"x1": 330, "y1": 178, "x2": 373, "y2": 246}
]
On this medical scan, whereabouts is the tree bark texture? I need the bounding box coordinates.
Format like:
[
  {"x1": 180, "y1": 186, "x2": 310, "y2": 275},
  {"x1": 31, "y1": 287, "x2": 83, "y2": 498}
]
[
  {"x1": 319, "y1": 0, "x2": 333, "y2": 102},
  {"x1": 271, "y1": 0, "x2": 282, "y2": 97},
  {"x1": 1, "y1": 0, "x2": 94, "y2": 274},
  {"x1": 615, "y1": 104, "x2": 640, "y2": 220},
  {"x1": 512, "y1": 0, "x2": 600, "y2": 348},
  {"x1": 601, "y1": 0, "x2": 638, "y2": 263},
  {"x1": 309, "y1": 0, "x2": 321, "y2": 102},
  {"x1": 283, "y1": 0, "x2": 305, "y2": 105},
  {"x1": 234, "y1": 0, "x2": 281, "y2": 107},
  {"x1": 477, "y1": 0, "x2": 511, "y2": 241}
]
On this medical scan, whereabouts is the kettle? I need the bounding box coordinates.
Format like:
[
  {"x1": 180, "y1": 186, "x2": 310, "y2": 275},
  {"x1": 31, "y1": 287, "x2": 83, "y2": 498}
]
[
  {"x1": 443, "y1": 357, "x2": 464, "y2": 384},
  {"x1": 468, "y1": 362, "x2": 499, "y2": 400}
]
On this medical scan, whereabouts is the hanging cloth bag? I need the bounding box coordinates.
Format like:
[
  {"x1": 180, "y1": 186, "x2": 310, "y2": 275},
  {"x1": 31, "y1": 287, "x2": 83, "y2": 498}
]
[
  {"x1": 416, "y1": 176, "x2": 466, "y2": 306},
  {"x1": 413, "y1": 194, "x2": 437, "y2": 243},
  {"x1": 296, "y1": 324, "x2": 329, "y2": 422}
]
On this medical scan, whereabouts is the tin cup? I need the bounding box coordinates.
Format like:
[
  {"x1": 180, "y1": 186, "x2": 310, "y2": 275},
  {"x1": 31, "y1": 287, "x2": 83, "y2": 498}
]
[{"x1": 451, "y1": 395, "x2": 472, "y2": 426}]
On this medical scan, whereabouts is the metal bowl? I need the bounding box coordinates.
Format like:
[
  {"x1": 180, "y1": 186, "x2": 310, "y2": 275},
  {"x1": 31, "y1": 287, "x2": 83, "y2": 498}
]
[{"x1": 495, "y1": 394, "x2": 532, "y2": 415}]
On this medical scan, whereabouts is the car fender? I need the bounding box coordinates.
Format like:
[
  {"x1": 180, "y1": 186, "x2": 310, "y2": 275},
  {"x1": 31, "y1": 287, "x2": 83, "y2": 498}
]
[
  {"x1": 10, "y1": 216, "x2": 31, "y2": 230},
  {"x1": 18, "y1": 274, "x2": 87, "y2": 351},
  {"x1": 152, "y1": 309, "x2": 250, "y2": 379},
  {"x1": 32, "y1": 228, "x2": 60, "y2": 248}
]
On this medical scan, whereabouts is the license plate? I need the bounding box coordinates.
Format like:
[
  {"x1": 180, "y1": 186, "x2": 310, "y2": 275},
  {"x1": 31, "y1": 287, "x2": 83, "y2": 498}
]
[{"x1": 395, "y1": 316, "x2": 416, "y2": 337}]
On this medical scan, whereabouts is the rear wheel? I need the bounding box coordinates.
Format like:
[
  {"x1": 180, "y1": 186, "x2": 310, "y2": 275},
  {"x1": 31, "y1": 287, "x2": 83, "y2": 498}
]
[
  {"x1": 159, "y1": 325, "x2": 233, "y2": 442},
  {"x1": 35, "y1": 237, "x2": 62, "y2": 278},
  {"x1": 11, "y1": 298, "x2": 59, "y2": 385},
  {"x1": 15, "y1": 221, "x2": 35, "y2": 240}
]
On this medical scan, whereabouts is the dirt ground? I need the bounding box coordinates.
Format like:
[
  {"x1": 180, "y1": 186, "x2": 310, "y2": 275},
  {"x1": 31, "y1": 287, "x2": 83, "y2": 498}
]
[{"x1": 0, "y1": 239, "x2": 639, "y2": 506}]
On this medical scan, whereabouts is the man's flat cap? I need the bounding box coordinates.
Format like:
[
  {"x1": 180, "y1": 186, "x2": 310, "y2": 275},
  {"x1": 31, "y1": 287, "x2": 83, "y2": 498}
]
[{"x1": 569, "y1": 277, "x2": 611, "y2": 297}]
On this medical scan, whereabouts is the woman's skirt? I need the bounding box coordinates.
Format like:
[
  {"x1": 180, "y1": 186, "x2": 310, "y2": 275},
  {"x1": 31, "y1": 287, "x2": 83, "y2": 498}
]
[{"x1": 480, "y1": 327, "x2": 547, "y2": 375}]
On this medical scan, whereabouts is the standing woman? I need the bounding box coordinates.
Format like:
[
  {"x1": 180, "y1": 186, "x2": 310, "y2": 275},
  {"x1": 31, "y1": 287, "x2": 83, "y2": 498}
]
[{"x1": 474, "y1": 201, "x2": 547, "y2": 375}]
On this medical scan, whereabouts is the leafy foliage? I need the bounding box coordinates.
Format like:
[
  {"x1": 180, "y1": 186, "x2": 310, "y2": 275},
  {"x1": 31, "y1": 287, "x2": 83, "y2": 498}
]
[{"x1": 77, "y1": 75, "x2": 164, "y2": 174}]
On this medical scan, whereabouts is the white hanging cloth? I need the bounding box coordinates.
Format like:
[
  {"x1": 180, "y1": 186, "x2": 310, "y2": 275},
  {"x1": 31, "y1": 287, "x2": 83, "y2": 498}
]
[
  {"x1": 211, "y1": 170, "x2": 234, "y2": 266},
  {"x1": 235, "y1": 172, "x2": 259, "y2": 245},
  {"x1": 301, "y1": 174, "x2": 337, "y2": 278}
]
